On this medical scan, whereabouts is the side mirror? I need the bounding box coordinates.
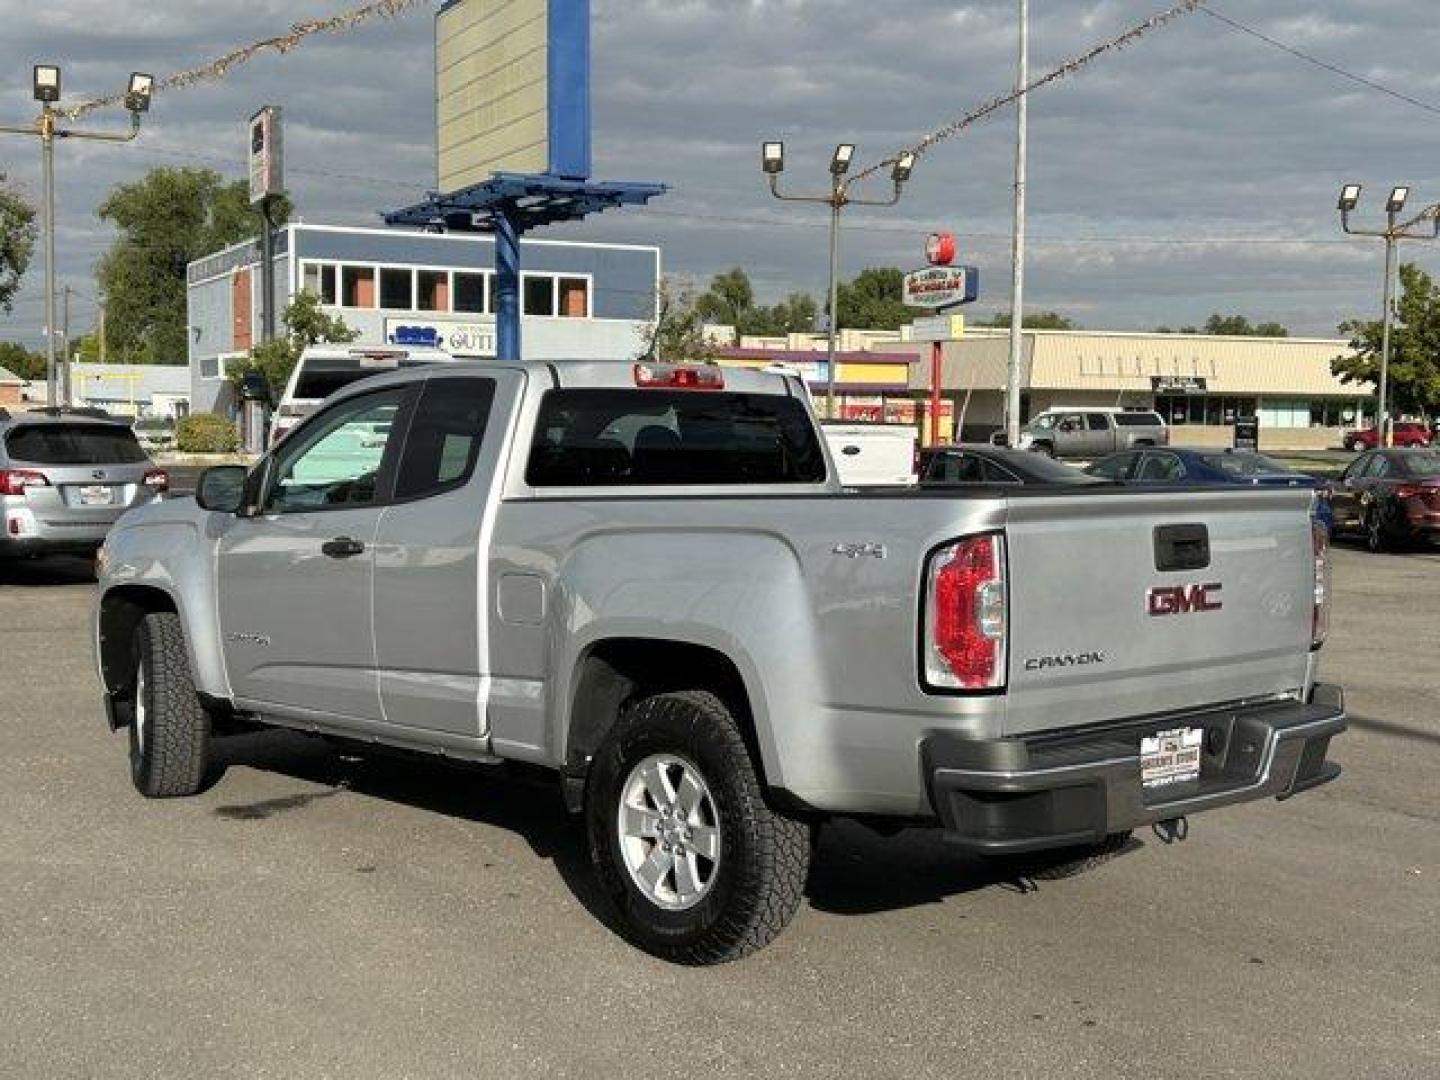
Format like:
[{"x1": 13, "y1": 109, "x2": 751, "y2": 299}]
[{"x1": 195, "y1": 465, "x2": 248, "y2": 513}]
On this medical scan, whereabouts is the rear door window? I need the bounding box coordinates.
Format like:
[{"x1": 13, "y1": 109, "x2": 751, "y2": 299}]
[
  {"x1": 5, "y1": 424, "x2": 148, "y2": 465},
  {"x1": 527, "y1": 390, "x2": 827, "y2": 486},
  {"x1": 1085, "y1": 413, "x2": 1111, "y2": 431},
  {"x1": 393, "y1": 377, "x2": 496, "y2": 500}
]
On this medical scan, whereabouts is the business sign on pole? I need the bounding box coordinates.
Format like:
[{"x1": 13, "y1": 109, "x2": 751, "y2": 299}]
[
  {"x1": 248, "y1": 106, "x2": 283, "y2": 205},
  {"x1": 910, "y1": 313, "x2": 966, "y2": 342},
  {"x1": 903, "y1": 266, "x2": 979, "y2": 309},
  {"x1": 386, "y1": 317, "x2": 498, "y2": 358},
  {"x1": 436, "y1": 0, "x2": 592, "y2": 191}
]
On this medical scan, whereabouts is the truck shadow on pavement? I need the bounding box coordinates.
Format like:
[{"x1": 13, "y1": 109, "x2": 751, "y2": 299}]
[
  {"x1": 0, "y1": 555, "x2": 96, "y2": 588},
  {"x1": 207, "y1": 730, "x2": 1085, "y2": 922}
]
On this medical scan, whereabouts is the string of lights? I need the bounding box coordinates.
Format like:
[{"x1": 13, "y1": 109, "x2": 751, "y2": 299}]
[
  {"x1": 851, "y1": 0, "x2": 1208, "y2": 183},
  {"x1": 61, "y1": 0, "x2": 428, "y2": 120}
]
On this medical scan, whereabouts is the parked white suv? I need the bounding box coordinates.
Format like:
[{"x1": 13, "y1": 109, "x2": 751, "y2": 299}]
[
  {"x1": 271, "y1": 344, "x2": 456, "y2": 445},
  {"x1": 1018, "y1": 407, "x2": 1168, "y2": 458}
]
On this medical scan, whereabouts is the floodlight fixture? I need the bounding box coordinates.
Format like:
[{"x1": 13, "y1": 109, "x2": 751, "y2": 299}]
[
  {"x1": 126, "y1": 72, "x2": 154, "y2": 114},
  {"x1": 1387, "y1": 186, "x2": 1410, "y2": 214},
  {"x1": 829, "y1": 143, "x2": 855, "y2": 176},
  {"x1": 892, "y1": 151, "x2": 916, "y2": 184},
  {"x1": 33, "y1": 65, "x2": 60, "y2": 104},
  {"x1": 1337, "y1": 184, "x2": 1361, "y2": 213},
  {"x1": 761, "y1": 140, "x2": 784, "y2": 175}
]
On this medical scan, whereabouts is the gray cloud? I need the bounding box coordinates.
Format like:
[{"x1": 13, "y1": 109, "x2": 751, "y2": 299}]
[{"x1": 1, "y1": 0, "x2": 1439, "y2": 349}]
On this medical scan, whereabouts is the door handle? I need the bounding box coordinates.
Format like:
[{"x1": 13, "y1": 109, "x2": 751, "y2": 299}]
[{"x1": 321, "y1": 536, "x2": 366, "y2": 559}]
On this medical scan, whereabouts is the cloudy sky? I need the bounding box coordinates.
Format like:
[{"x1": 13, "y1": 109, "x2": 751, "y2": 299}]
[{"x1": 1, "y1": 0, "x2": 1439, "y2": 350}]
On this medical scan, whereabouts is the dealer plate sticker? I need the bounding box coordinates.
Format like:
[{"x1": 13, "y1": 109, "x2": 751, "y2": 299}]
[{"x1": 1140, "y1": 727, "x2": 1203, "y2": 788}]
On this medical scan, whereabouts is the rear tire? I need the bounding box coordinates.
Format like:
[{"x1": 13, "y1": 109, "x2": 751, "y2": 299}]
[
  {"x1": 1364, "y1": 505, "x2": 1392, "y2": 554},
  {"x1": 129, "y1": 612, "x2": 215, "y2": 798},
  {"x1": 585, "y1": 690, "x2": 811, "y2": 964},
  {"x1": 992, "y1": 831, "x2": 1136, "y2": 881}
]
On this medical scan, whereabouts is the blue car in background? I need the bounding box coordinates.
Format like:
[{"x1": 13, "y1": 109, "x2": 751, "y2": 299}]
[{"x1": 1085, "y1": 447, "x2": 1335, "y2": 535}]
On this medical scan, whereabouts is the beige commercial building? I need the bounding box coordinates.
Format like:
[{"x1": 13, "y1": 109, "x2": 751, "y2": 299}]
[{"x1": 903, "y1": 329, "x2": 1370, "y2": 449}]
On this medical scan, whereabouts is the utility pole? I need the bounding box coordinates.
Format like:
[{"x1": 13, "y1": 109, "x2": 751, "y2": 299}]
[
  {"x1": 1337, "y1": 184, "x2": 1440, "y2": 446},
  {"x1": 98, "y1": 302, "x2": 107, "y2": 364},
  {"x1": 760, "y1": 141, "x2": 915, "y2": 419},
  {"x1": 0, "y1": 66, "x2": 153, "y2": 406},
  {"x1": 1004, "y1": 0, "x2": 1029, "y2": 448}
]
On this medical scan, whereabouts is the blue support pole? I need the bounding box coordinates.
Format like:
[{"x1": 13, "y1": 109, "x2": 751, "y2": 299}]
[{"x1": 495, "y1": 205, "x2": 521, "y2": 362}]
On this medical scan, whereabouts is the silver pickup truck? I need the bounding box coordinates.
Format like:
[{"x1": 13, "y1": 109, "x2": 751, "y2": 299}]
[{"x1": 94, "y1": 361, "x2": 1344, "y2": 964}]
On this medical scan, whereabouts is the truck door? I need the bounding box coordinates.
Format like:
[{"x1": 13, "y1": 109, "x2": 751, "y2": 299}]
[
  {"x1": 371, "y1": 370, "x2": 524, "y2": 739},
  {"x1": 215, "y1": 384, "x2": 415, "y2": 722}
]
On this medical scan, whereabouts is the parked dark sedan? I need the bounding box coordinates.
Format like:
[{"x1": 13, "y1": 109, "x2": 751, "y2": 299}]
[
  {"x1": 1084, "y1": 447, "x2": 1335, "y2": 534},
  {"x1": 1329, "y1": 447, "x2": 1440, "y2": 552},
  {"x1": 918, "y1": 444, "x2": 1103, "y2": 486}
]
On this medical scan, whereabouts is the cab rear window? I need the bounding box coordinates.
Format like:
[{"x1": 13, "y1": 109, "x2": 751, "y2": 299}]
[
  {"x1": 5, "y1": 424, "x2": 148, "y2": 465},
  {"x1": 526, "y1": 390, "x2": 826, "y2": 487}
]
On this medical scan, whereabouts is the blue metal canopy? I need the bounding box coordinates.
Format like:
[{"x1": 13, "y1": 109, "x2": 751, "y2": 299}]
[{"x1": 384, "y1": 172, "x2": 667, "y2": 233}]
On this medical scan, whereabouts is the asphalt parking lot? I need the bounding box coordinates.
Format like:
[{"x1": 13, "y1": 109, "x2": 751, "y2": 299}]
[{"x1": 0, "y1": 544, "x2": 1436, "y2": 1079}]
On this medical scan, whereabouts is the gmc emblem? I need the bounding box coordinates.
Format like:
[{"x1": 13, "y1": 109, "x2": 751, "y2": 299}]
[{"x1": 1148, "y1": 582, "x2": 1223, "y2": 616}]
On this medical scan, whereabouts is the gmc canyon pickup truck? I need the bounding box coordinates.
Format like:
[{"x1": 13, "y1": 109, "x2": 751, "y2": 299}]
[{"x1": 94, "y1": 361, "x2": 1344, "y2": 964}]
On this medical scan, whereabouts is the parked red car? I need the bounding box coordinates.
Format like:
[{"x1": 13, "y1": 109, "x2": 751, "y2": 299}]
[
  {"x1": 1330, "y1": 448, "x2": 1440, "y2": 551},
  {"x1": 1343, "y1": 422, "x2": 1432, "y2": 451}
]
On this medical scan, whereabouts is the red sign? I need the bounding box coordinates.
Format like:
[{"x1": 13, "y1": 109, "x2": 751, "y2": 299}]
[{"x1": 925, "y1": 232, "x2": 956, "y2": 266}]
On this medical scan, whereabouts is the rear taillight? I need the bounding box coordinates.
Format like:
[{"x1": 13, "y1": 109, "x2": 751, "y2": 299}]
[
  {"x1": 923, "y1": 534, "x2": 1007, "y2": 690},
  {"x1": 1311, "y1": 521, "x2": 1329, "y2": 650},
  {"x1": 143, "y1": 468, "x2": 169, "y2": 494},
  {"x1": 0, "y1": 469, "x2": 49, "y2": 496},
  {"x1": 633, "y1": 362, "x2": 725, "y2": 390}
]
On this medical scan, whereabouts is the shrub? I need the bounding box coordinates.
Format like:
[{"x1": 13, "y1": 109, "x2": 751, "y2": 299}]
[{"x1": 175, "y1": 413, "x2": 241, "y2": 454}]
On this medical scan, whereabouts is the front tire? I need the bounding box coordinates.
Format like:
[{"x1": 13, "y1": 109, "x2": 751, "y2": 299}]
[
  {"x1": 585, "y1": 690, "x2": 811, "y2": 964},
  {"x1": 1364, "y1": 504, "x2": 1393, "y2": 554},
  {"x1": 129, "y1": 612, "x2": 215, "y2": 798}
]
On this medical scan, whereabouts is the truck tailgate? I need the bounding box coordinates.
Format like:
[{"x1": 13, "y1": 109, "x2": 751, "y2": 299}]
[{"x1": 1001, "y1": 488, "x2": 1316, "y2": 736}]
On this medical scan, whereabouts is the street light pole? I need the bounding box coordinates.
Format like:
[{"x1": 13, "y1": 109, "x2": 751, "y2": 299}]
[
  {"x1": 1338, "y1": 183, "x2": 1440, "y2": 447},
  {"x1": 761, "y1": 141, "x2": 915, "y2": 419},
  {"x1": 1005, "y1": 0, "x2": 1029, "y2": 449},
  {"x1": 1, "y1": 67, "x2": 153, "y2": 406}
]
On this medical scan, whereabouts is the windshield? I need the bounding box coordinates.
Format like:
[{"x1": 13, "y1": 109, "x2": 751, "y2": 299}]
[
  {"x1": 1018, "y1": 453, "x2": 1105, "y2": 483},
  {"x1": 1400, "y1": 451, "x2": 1440, "y2": 478},
  {"x1": 5, "y1": 423, "x2": 148, "y2": 465},
  {"x1": 1197, "y1": 451, "x2": 1292, "y2": 477}
]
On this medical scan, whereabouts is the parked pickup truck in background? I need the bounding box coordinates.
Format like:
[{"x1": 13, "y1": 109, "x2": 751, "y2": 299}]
[
  {"x1": 94, "y1": 361, "x2": 1344, "y2": 964},
  {"x1": 1017, "y1": 406, "x2": 1168, "y2": 458}
]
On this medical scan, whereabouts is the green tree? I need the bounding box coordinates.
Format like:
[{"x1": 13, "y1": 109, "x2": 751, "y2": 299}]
[
  {"x1": 750, "y1": 292, "x2": 819, "y2": 336},
  {"x1": 637, "y1": 277, "x2": 712, "y2": 363},
  {"x1": 695, "y1": 267, "x2": 755, "y2": 328},
  {"x1": 1203, "y1": 313, "x2": 1288, "y2": 337},
  {"x1": 1333, "y1": 262, "x2": 1440, "y2": 417},
  {"x1": 0, "y1": 341, "x2": 44, "y2": 381},
  {"x1": 979, "y1": 310, "x2": 1079, "y2": 330},
  {"x1": 1155, "y1": 325, "x2": 1200, "y2": 334},
  {"x1": 0, "y1": 174, "x2": 37, "y2": 314},
  {"x1": 834, "y1": 267, "x2": 923, "y2": 330},
  {"x1": 97, "y1": 167, "x2": 290, "y2": 364},
  {"x1": 226, "y1": 290, "x2": 359, "y2": 395}
]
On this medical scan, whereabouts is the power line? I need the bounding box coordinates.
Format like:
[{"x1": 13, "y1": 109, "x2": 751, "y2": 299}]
[
  {"x1": 852, "y1": 0, "x2": 1208, "y2": 182},
  {"x1": 1199, "y1": 5, "x2": 1440, "y2": 119}
]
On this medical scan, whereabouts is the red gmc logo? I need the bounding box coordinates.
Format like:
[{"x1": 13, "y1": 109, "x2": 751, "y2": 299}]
[{"x1": 1148, "y1": 582, "x2": 1223, "y2": 616}]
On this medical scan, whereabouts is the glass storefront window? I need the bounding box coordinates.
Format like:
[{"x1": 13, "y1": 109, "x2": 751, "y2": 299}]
[
  {"x1": 418, "y1": 270, "x2": 449, "y2": 313},
  {"x1": 454, "y1": 273, "x2": 487, "y2": 314},
  {"x1": 380, "y1": 267, "x2": 414, "y2": 310}
]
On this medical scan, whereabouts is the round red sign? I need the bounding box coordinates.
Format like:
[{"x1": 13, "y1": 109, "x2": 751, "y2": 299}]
[{"x1": 925, "y1": 232, "x2": 956, "y2": 266}]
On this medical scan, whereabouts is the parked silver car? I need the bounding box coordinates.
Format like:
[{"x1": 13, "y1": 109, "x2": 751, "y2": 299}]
[
  {"x1": 1017, "y1": 407, "x2": 1169, "y2": 458},
  {"x1": 0, "y1": 407, "x2": 168, "y2": 559}
]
